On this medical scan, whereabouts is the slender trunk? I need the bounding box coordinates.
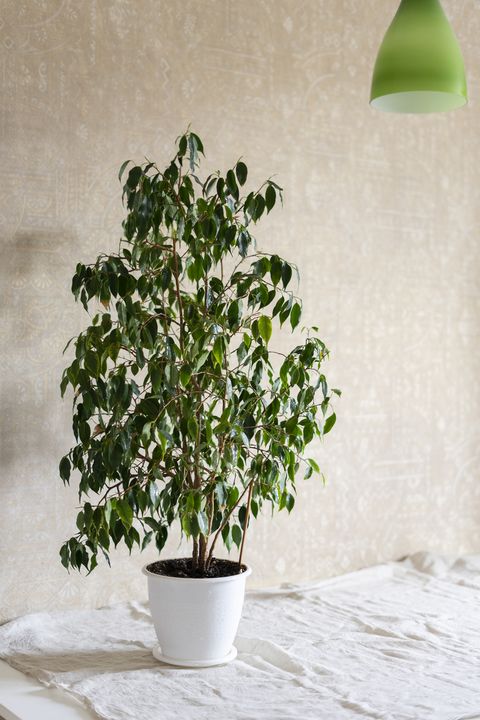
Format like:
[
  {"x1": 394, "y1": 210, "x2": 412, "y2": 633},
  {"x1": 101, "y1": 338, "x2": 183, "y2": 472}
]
[
  {"x1": 192, "y1": 537, "x2": 199, "y2": 568},
  {"x1": 198, "y1": 535, "x2": 207, "y2": 572},
  {"x1": 207, "y1": 480, "x2": 253, "y2": 565},
  {"x1": 171, "y1": 234, "x2": 184, "y2": 352},
  {"x1": 238, "y1": 481, "x2": 253, "y2": 570}
]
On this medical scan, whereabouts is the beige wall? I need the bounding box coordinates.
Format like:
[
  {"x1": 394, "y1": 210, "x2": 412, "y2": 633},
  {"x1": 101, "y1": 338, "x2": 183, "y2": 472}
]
[{"x1": 1, "y1": 0, "x2": 480, "y2": 621}]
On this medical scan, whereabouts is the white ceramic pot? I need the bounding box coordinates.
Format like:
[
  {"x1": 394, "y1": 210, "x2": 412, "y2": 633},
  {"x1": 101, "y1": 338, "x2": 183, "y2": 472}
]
[{"x1": 143, "y1": 562, "x2": 252, "y2": 667}]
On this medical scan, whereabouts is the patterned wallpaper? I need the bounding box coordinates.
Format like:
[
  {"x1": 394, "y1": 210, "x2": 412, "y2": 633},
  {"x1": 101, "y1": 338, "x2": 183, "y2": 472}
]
[{"x1": 1, "y1": 0, "x2": 480, "y2": 621}]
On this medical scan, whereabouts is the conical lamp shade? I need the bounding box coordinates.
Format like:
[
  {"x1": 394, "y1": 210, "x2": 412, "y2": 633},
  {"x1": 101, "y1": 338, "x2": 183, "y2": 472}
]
[{"x1": 370, "y1": 0, "x2": 467, "y2": 113}]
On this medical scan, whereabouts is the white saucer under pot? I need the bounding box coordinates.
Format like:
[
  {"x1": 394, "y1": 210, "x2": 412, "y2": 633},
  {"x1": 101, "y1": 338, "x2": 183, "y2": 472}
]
[{"x1": 143, "y1": 563, "x2": 251, "y2": 668}]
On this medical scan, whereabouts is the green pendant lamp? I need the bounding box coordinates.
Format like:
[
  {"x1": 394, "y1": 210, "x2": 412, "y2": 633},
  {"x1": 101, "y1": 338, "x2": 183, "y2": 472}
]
[{"x1": 370, "y1": 0, "x2": 467, "y2": 113}]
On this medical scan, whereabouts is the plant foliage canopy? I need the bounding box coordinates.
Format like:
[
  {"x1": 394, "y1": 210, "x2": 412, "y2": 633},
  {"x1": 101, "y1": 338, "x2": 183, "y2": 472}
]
[{"x1": 59, "y1": 131, "x2": 339, "y2": 575}]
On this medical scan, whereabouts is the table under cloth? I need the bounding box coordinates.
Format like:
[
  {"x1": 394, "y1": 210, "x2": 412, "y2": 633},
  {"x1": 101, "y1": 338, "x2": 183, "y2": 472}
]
[{"x1": 0, "y1": 552, "x2": 479, "y2": 720}]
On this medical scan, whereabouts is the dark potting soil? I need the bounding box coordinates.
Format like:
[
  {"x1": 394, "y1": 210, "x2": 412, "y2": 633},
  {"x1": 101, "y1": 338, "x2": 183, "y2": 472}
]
[{"x1": 146, "y1": 557, "x2": 247, "y2": 579}]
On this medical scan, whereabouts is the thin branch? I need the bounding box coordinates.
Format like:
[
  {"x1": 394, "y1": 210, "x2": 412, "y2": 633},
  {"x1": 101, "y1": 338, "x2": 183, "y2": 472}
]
[
  {"x1": 238, "y1": 481, "x2": 253, "y2": 569},
  {"x1": 207, "y1": 479, "x2": 253, "y2": 564}
]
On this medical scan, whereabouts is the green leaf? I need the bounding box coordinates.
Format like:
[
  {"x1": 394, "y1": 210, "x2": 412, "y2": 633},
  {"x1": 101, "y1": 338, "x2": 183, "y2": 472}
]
[
  {"x1": 144, "y1": 517, "x2": 161, "y2": 532},
  {"x1": 243, "y1": 414, "x2": 256, "y2": 440},
  {"x1": 187, "y1": 416, "x2": 198, "y2": 441},
  {"x1": 76, "y1": 510, "x2": 84, "y2": 532},
  {"x1": 215, "y1": 482, "x2": 226, "y2": 506},
  {"x1": 116, "y1": 499, "x2": 133, "y2": 529},
  {"x1": 178, "y1": 134, "x2": 188, "y2": 156},
  {"x1": 79, "y1": 421, "x2": 91, "y2": 444},
  {"x1": 232, "y1": 524, "x2": 242, "y2": 548},
  {"x1": 222, "y1": 523, "x2": 232, "y2": 551},
  {"x1": 98, "y1": 527, "x2": 109, "y2": 551},
  {"x1": 216, "y1": 177, "x2": 225, "y2": 198},
  {"x1": 141, "y1": 421, "x2": 152, "y2": 443},
  {"x1": 323, "y1": 413, "x2": 336, "y2": 435},
  {"x1": 236, "y1": 161, "x2": 248, "y2": 186},
  {"x1": 254, "y1": 194, "x2": 265, "y2": 220},
  {"x1": 180, "y1": 365, "x2": 192, "y2": 387},
  {"x1": 126, "y1": 165, "x2": 142, "y2": 190},
  {"x1": 150, "y1": 366, "x2": 162, "y2": 392},
  {"x1": 60, "y1": 543, "x2": 69, "y2": 569},
  {"x1": 212, "y1": 336, "x2": 224, "y2": 366},
  {"x1": 265, "y1": 184, "x2": 276, "y2": 212},
  {"x1": 307, "y1": 458, "x2": 320, "y2": 473},
  {"x1": 59, "y1": 456, "x2": 71, "y2": 483},
  {"x1": 195, "y1": 350, "x2": 209, "y2": 372},
  {"x1": 258, "y1": 315, "x2": 272, "y2": 344},
  {"x1": 149, "y1": 482, "x2": 160, "y2": 506},
  {"x1": 281, "y1": 263, "x2": 293, "y2": 288},
  {"x1": 182, "y1": 513, "x2": 192, "y2": 536},
  {"x1": 228, "y1": 300, "x2": 240, "y2": 328},
  {"x1": 191, "y1": 132, "x2": 204, "y2": 155},
  {"x1": 60, "y1": 374, "x2": 69, "y2": 397},
  {"x1": 118, "y1": 159, "x2": 131, "y2": 182},
  {"x1": 84, "y1": 351, "x2": 99, "y2": 377},
  {"x1": 104, "y1": 499, "x2": 113, "y2": 525},
  {"x1": 161, "y1": 267, "x2": 171, "y2": 290},
  {"x1": 141, "y1": 531, "x2": 153, "y2": 550},
  {"x1": 226, "y1": 169, "x2": 239, "y2": 199},
  {"x1": 137, "y1": 398, "x2": 159, "y2": 419},
  {"x1": 290, "y1": 302, "x2": 301, "y2": 330},
  {"x1": 110, "y1": 441, "x2": 124, "y2": 468},
  {"x1": 270, "y1": 256, "x2": 282, "y2": 286},
  {"x1": 197, "y1": 511, "x2": 209, "y2": 535}
]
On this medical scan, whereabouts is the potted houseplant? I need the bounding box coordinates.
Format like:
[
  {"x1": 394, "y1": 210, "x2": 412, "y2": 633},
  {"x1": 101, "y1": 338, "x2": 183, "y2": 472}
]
[{"x1": 59, "y1": 131, "x2": 339, "y2": 667}]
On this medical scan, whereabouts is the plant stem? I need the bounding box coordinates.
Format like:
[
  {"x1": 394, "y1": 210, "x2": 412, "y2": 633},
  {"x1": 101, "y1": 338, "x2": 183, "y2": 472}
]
[
  {"x1": 171, "y1": 233, "x2": 184, "y2": 352},
  {"x1": 206, "y1": 479, "x2": 253, "y2": 565},
  {"x1": 198, "y1": 535, "x2": 207, "y2": 570},
  {"x1": 238, "y1": 481, "x2": 253, "y2": 569}
]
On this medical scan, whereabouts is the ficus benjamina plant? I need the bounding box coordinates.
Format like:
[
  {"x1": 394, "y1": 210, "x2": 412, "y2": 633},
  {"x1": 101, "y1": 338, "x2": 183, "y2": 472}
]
[{"x1": 59, "y1": 130, "x2": 339, "y2": 576}]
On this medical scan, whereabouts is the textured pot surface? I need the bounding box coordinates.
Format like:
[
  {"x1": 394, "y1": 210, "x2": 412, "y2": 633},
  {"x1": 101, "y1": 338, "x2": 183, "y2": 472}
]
[{"x1": 143, "y1": 562, "x2": 251, "y2": 665}]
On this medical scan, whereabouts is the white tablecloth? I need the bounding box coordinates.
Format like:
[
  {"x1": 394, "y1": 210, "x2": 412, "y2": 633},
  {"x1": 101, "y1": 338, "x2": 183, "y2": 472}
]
[{"x1": 1, "y1": 552, "x2": 479, "y2": 720}]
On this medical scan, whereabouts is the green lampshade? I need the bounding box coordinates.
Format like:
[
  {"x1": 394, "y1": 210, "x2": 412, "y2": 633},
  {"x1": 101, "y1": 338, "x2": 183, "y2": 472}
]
[{"x1": 370, "y1": 0, "x2": 467, "y2": 113}]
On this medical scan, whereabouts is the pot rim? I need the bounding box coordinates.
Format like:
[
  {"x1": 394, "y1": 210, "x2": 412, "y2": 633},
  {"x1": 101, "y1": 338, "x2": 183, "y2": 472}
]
[{"x1": 142, "y1": 560, "x2": 252, "y2": 583}]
